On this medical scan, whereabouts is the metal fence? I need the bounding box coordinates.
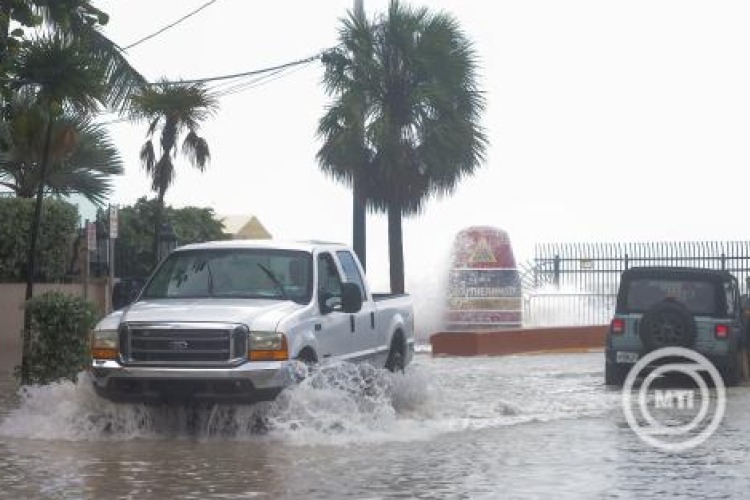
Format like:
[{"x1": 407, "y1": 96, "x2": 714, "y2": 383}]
[{"x1": 521, "y1": 241, "x2": 750, "y2": 326}]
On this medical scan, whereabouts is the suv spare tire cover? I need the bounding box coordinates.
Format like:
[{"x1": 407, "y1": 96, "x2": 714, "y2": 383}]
[{"x1": 639, "y1": 299, "x2": 697, "y2": 351}]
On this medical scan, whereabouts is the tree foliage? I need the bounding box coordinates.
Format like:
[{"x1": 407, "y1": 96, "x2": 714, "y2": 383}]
[
  {"x1": 0, "y1": 197, "x2": 77, "y2": 282},
  {"x1": 318, "y1": 0, "x2": 487, "y2": 292},
  {"x1": 0, "y1": 91, "x2": 123, "y2": 205},
  {"x1": 111, "y1": 197, "x2": 229, "y2": 278},
  {"x1": 129, "y1": 82, "x2": 219, "y2": 266},
  {"x1": 19, "y1": 291, "x2": 98, "y2": 384}
]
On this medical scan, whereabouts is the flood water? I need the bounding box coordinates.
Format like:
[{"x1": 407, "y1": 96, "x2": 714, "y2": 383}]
[{"x1": 2, "y1": 352, "x2": 750, "y2": 499}]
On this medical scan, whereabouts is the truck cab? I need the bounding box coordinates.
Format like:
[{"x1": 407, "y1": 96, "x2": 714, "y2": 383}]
[{"x1": 90, "y1": 240, "x2": 415, "y2": 404}]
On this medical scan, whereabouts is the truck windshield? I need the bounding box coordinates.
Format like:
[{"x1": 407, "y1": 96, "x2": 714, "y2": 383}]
[
  {"x1": 142, "y1": 249, "x2": 313, "y2": 304},
  {"x1": 624, "y1": 278, "x2": 717, "y2": 315}
]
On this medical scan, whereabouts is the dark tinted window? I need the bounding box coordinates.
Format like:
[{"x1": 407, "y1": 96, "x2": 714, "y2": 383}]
[
  {"x1": 336, "y1": 251, "x2": 367, "y2": 300},
  {"x1": 625, "y1": 279, "x2": 717, "y2": 315},
  {"x1": 317, "y1": 253, "x2": 342, "y2": 298}
]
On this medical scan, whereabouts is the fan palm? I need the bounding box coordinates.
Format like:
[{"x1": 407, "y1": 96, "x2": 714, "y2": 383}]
[
  {"x1": 318, "y1": 1, "x2": 487, "y2": 293},
  {"x1": 129, "y1": 81, "x2": 218, "y2": 265},
  {"x1": 0, "y1": 92, "x2": 123, "y2": 205},
  {"x1": 1, "y1": 0, "x2": 145, "y2": 109},
  {"x1": 11, "y1": 33, "x2": 109, "y2": 382}
]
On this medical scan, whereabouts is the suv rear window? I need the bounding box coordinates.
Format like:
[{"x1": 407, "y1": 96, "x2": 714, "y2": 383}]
[{"x1": 624, "y1": 279, "x2": 717, "y2": 315}]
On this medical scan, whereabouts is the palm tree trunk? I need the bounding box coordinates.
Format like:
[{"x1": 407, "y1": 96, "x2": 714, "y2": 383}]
[
  {"x1": 352, "y1": 178, "x2": 366, "y2": 271},
  {"x1": 387, "y1": 204, "x2": 405, "y2": 294},
  {"x1": 153, "y1": 185, "x2": 167, "y2": 267},
  {"x1": 0, "y1": 2, "x2": 11, "y2": 119},
  {"x1": 21, "y1": 111, "x2": 55, "y2": 382}
]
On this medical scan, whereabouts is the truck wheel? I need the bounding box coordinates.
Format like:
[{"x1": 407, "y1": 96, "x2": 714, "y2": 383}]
[
  {"x1": 605, "y1": 362, "x2": 629, "y2": 386},
  {"x1": 293, "y1": 349, "x2": 317, "y2": 382},
  {"x1": 385, "y1": 337, "x2": 405, "y2": 373}
]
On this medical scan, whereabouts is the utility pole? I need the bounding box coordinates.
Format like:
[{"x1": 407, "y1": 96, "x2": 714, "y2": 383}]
[{"x1": 352, "y1": 0, "x2": 366, "y2": 271}]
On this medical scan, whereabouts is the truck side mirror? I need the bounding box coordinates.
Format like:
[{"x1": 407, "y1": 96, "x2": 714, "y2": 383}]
[{"x1": 341, "y1": 282, "x2": 363, "y2": 314}]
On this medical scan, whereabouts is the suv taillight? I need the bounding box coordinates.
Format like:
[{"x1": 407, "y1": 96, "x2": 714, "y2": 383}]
[
  {"x1": 611, "y1": 319, "x2": 625, "y2": 334},
  {"x1": 715, "y1": 324, "x2": 730, "y2": 339}
]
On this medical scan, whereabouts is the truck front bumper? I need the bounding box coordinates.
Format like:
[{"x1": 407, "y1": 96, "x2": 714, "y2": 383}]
[{"x1": 90, "y1": 359, "x2": 297, "y2": 404}]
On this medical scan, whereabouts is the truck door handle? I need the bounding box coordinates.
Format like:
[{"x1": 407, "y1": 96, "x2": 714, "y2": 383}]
[
  {"x1": 315, "y1": 324, "x2": 322, "y2": 332},
  {"x1": 350, "y1": 315, "x2": 355, "y2": 333},
  {"x1": 370, "y1": 312, "x2": 375, "y2": 329}
]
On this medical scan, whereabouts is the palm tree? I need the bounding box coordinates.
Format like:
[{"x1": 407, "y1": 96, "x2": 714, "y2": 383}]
[
  {"x1": 11, "y1": 34, "x2": 109, "y2": 382},
  {"x1": 0, "y1": 92, "x2": 123, "y2": 205},
  {"x1": 319, "y1": 1, "x2": 487, "y2": 293},
  {"x1": 318, "y1": 7, "x2": 372, "y2": 271},
  {"x1": 0, "y1": 0, "x2": 145, "y2": 109},
  {"x1": 129, "y1": 81, "x2": 218, "y2": 265},
  {"x1": 34, "y1": 0, "x2": 145, "y2": 108}
]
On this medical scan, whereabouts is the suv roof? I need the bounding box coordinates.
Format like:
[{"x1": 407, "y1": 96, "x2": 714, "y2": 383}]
[{"x1": 622, "y1": 266, "x2": 734, "y2": 283}]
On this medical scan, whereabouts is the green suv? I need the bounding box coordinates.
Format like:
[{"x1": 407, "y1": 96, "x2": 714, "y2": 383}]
[{"x1": 605, "y1": 267, "x2": 746, "y2": 386}]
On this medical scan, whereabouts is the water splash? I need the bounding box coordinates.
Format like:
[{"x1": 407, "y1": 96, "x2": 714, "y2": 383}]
[{"x1": 0, "y1": 356, "x2": 615, "y2": 445}]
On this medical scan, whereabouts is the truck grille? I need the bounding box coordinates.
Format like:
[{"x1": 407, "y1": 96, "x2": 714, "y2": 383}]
[{"x1": 122, "y1": 323, "x2": 247, "y2": 365}]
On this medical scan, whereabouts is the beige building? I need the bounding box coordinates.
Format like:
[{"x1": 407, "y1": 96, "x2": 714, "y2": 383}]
[{"x1": 220, "y1": 215, "x2": 272, "y2": 240}]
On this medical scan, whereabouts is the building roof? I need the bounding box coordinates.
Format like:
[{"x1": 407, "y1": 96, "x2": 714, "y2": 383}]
[{"x1": 220, "y1": 215, "x2": 272, "y2": 239}]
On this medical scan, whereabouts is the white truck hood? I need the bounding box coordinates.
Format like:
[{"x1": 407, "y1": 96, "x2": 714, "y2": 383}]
[{"x1": 116, "y1": 298, "x2": 302, "y2": 331}]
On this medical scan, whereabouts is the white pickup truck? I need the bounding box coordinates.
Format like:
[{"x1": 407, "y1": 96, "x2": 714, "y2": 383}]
[{"x1": 89, "y1": 240, "x2": 415, "y2": 404}]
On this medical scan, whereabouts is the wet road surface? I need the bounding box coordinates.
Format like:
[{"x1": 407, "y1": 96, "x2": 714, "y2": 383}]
[{"x1": 1, "y1": 352, "x2": 750, "y2": 499}]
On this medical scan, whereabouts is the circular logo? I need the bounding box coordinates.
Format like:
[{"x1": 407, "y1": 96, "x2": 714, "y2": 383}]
[{"x1": 621, "y1": 346, "x2": 726, "y2": 452}]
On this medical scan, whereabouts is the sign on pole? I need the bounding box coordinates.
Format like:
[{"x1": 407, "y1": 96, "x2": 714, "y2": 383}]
[
  {"x1": 87, "y1": 222, "x2": 96, "y2": 251},
  {"x1": 109, "y1": 205, "x2": 118, "y2": 239}
]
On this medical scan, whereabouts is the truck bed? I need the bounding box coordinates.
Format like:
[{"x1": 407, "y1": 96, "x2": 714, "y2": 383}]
[{"x1": 372, "y1": 293, "x2": 409, "y2": 301}]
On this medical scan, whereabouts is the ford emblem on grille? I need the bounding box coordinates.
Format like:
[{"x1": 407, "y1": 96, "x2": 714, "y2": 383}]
[{"x1": 168, "y1": 340, "x2": 190, "y2": 351}]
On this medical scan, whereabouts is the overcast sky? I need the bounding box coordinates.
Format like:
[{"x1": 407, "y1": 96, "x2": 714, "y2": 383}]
[{"x1": 96, "y1": 0, "x2": 750, "y2": 292}]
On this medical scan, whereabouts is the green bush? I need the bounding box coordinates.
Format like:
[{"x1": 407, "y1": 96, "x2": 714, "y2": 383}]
[
  {"x1": 20, "y1": 291, "x2": 98, "y2": 385},
  {"x1": 0, "y1": 197, "x2": 78, "y2": 282}
]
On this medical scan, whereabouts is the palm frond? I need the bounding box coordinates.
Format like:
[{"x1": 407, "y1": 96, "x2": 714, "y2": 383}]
[
  {"x1": 139, "y1": 140, "x2": 155, "y2": 174},
  {"x1": 0, "y1": 92, "x2": 123, "y2": 205},
  {"x1": 13, "y1": 33, "x2": 108, "y2": 115},
  {"x1": 182, "y1": 130, "x2": 210, "y2": 170}
]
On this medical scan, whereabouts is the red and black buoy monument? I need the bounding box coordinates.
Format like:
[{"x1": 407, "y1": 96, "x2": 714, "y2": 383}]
[
  {"x1": 432, "y1": 226, "x2": 607, "y2": 356},
  {"x1": 444, "y1": 226, "x2": 523, "y2": 331}
]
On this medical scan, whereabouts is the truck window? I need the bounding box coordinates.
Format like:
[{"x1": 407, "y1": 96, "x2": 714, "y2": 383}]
[
  {"x1": 142, "y1": 249, "x2": 313, "y2": 303},
  {"x1": 336, "y1": 250, "x2": 367, "y2": 300},
  {"x1": 625, "y1": 279, "x2": 716, "y2": 315},
  {"x1": 725, "y1": 282, "x2": 737, "y2": 316},
  {"x1": 317, "y1": 253, "x2": 342, "y2": 299}
]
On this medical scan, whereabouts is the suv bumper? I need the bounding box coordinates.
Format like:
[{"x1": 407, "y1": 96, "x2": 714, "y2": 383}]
[
  {"x1": 605, "y1": 348, "x2": 734, "y2": 373},
  {"x1": 90, "y1": 359, "x2": 296, "y2": 404}
]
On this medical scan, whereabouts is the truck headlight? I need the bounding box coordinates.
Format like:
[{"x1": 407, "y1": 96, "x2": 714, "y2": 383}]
[
  {"x1": 91, "y1": 329, "x2": 119, "y2": 360},
  {"x1": 248, "y1": 331, "x2": 288, "y2": 361}
]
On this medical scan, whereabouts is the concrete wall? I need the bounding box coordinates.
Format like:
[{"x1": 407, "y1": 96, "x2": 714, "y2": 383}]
[
  {"x1": 430, "y1": 326, "x2": 608, "y2": 357},
  {"x1": 0, "y1": 283, "x2": 106, "y2": 373}
]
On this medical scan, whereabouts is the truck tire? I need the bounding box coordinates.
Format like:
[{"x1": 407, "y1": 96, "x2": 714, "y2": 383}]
[
  {"x1": 605, "y1": 361, "x2": 629, "y2": 386},
  {"x1": 721, "y1": 350, "x2": 743, "y2": 387},
  {"x1": 385, "y1": 335, "x2": 405, "y2": 373},
  {"x1": 293, "y1": 348, "x2": 318, "y2": 382},
  {"x1": 639, "y1": 300, "x2": 697, "y2": 351}
]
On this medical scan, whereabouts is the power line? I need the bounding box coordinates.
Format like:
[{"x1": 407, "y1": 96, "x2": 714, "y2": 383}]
[
  {"x1": 213, "y1": 63, "x2": 313, "y2": 98},
  {"x1": 122, "y1": 0, "x2": 220, "y2": 51},
  {"x1": 154, "y1": 53, "x2": 322, "y2": 85}
]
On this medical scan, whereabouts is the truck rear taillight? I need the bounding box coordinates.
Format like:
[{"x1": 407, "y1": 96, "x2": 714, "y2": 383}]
[
  {"x1": 611, "y1": 319, "x2": 625, "y2": 334},
  {"x1": 715, "y1": 324, "x2": 730, "y2": 339}
]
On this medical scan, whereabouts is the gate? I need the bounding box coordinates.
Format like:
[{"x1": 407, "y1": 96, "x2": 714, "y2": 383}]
[{"x1": 522, "y1": 241, "x2": 750, "y2": 326}]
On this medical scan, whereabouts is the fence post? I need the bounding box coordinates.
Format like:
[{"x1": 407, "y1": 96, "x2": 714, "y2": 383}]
[
  {"x1": 553, "y1": 254, "x2": 561, "y2": 289},
  {"x1": 721, "y1": 253, "x2": 726, "y2": 271},
  {"x1": 624, "y1": 253, "x2": 629, "y2": 271}
]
